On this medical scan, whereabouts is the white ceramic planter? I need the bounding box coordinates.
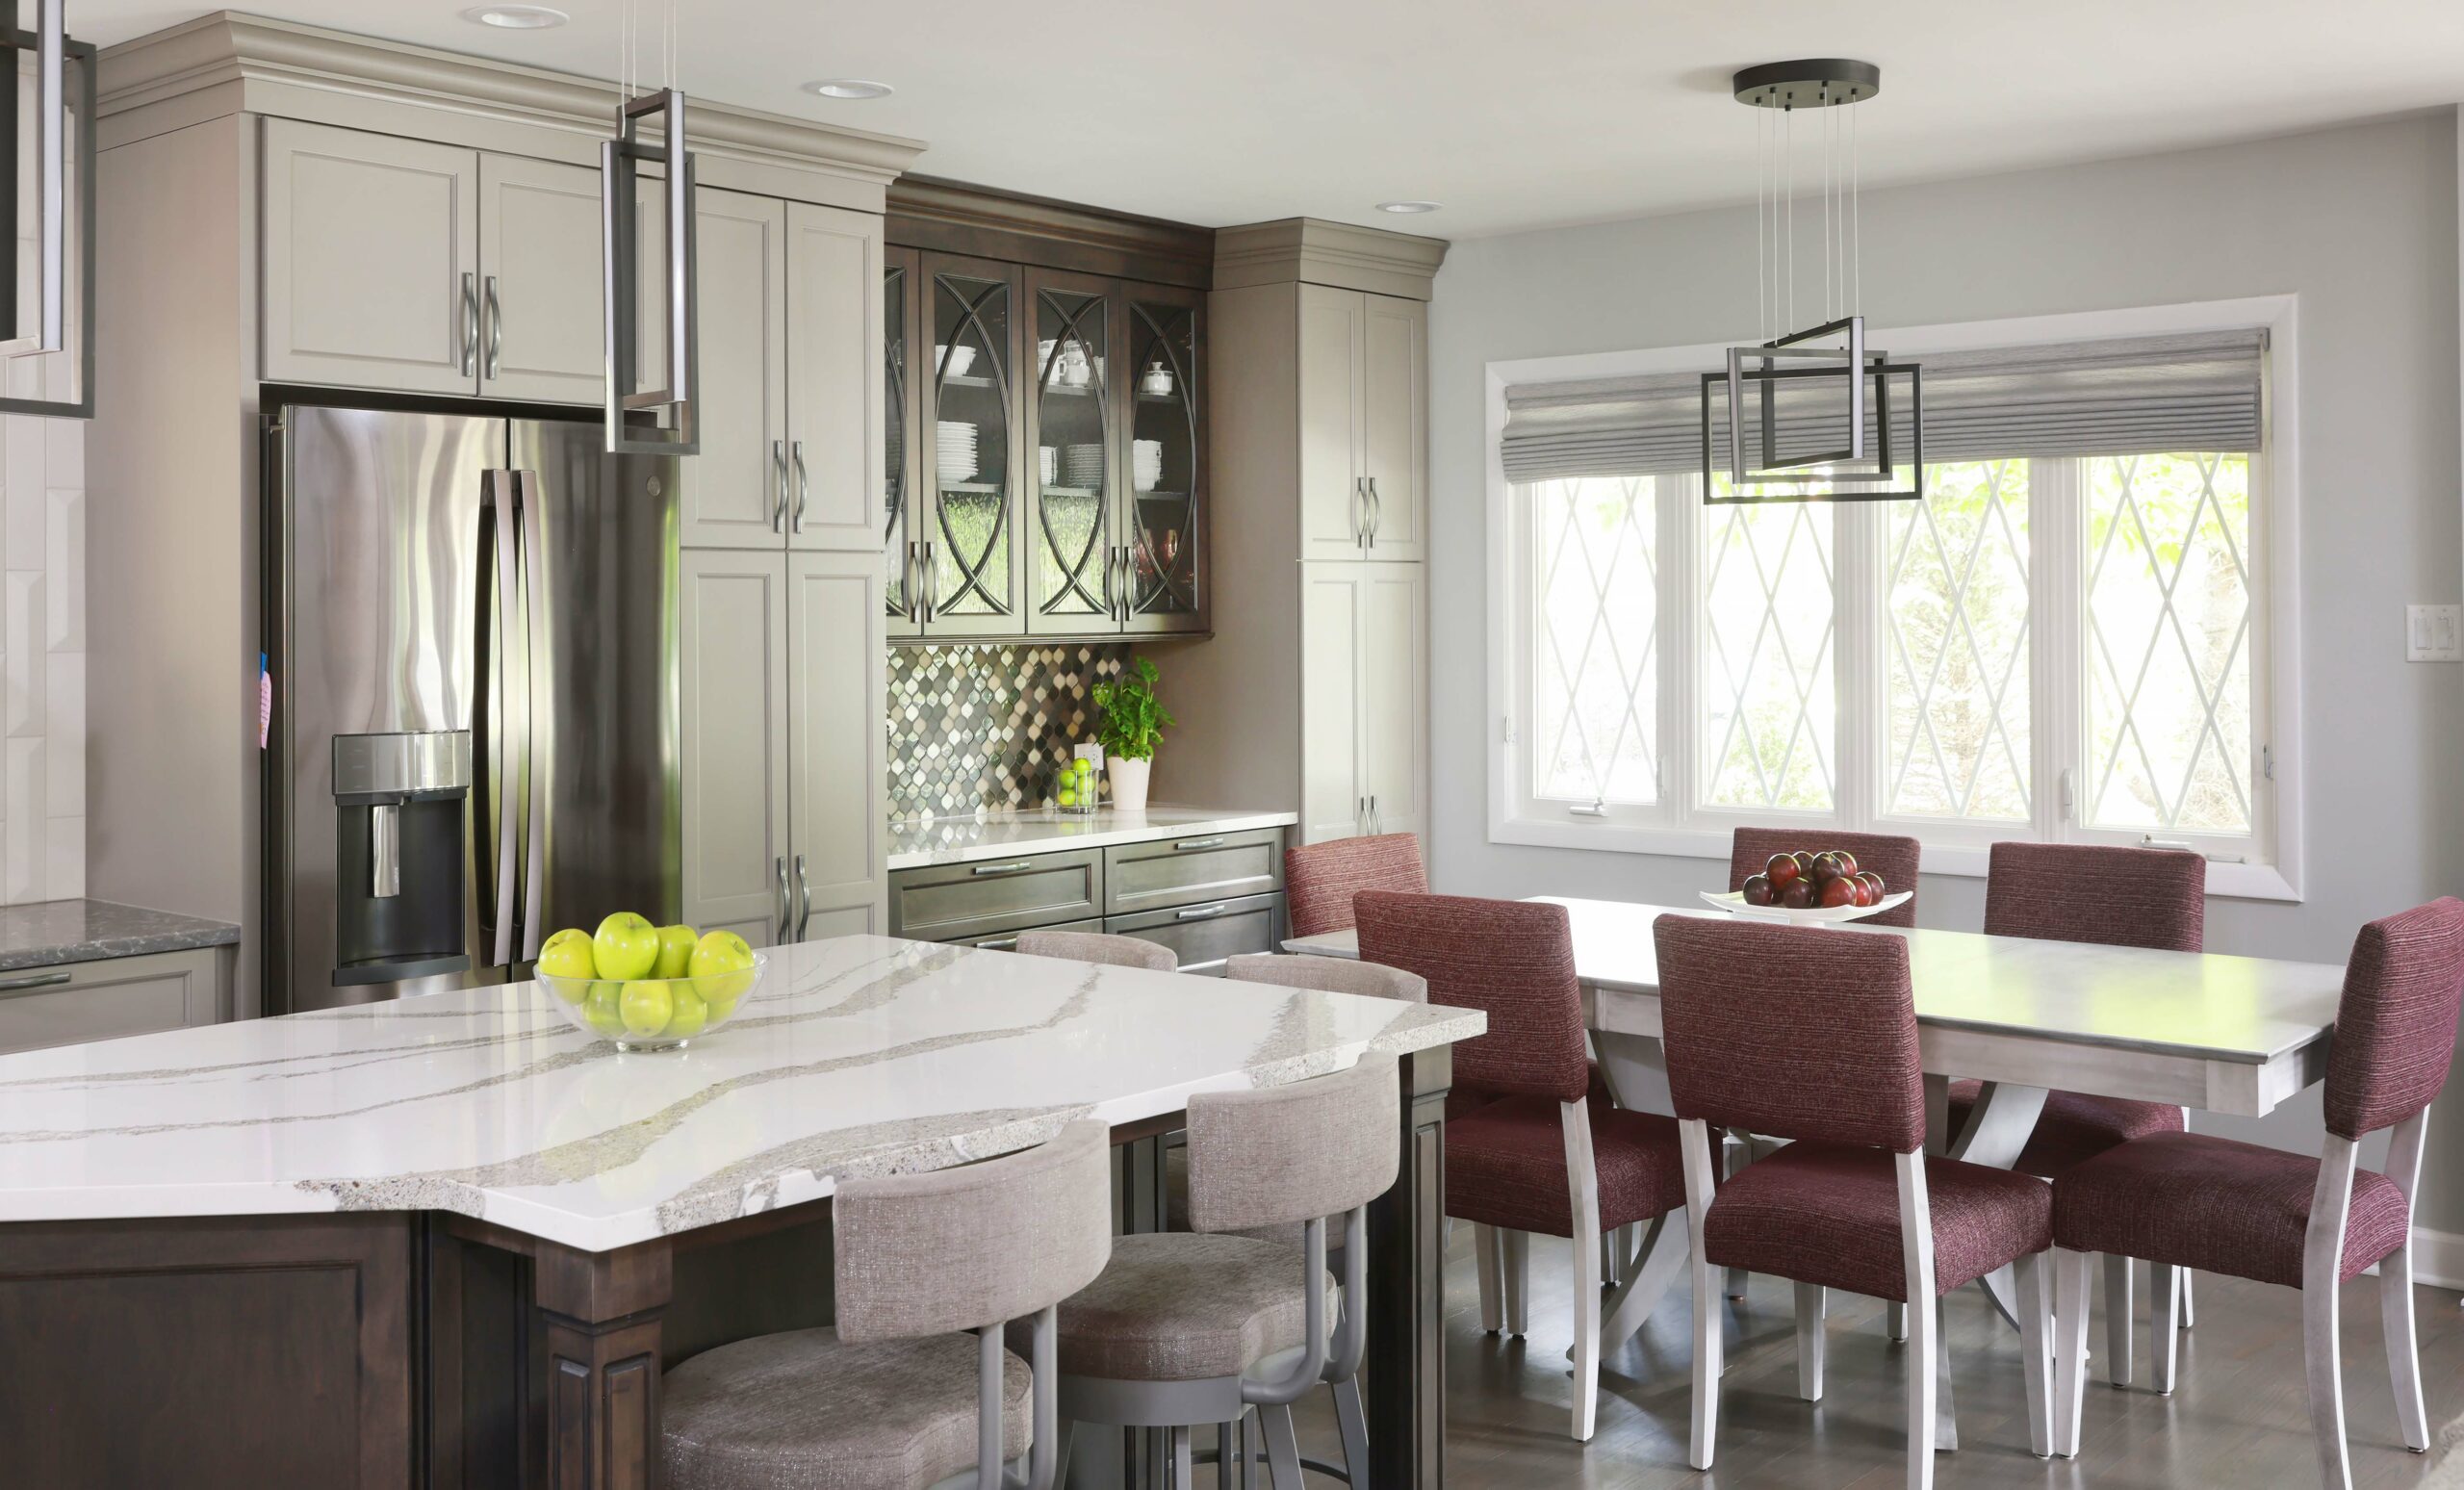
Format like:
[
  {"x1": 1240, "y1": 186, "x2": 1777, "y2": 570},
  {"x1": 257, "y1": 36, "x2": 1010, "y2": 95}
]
[{"x1": 1107, "y1": 756, "x2": 1152, "y2": 812}]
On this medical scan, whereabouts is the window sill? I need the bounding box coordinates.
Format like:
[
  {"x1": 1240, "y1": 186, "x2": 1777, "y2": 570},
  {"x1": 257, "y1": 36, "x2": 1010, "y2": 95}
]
[{"x1": 1487, "y1": 816, "x2": 2299, "y2": 902}]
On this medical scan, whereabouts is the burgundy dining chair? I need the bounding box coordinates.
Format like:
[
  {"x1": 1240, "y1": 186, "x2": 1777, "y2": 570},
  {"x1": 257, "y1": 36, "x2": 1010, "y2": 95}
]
[
  {"x1": 2049, "y1": 897, "x2": 2464, "y2": 1489},
  {"x1": 1355, "y1": 891, "x2": 1688, "y2": 1443},
  {"x1": 1655, "y1": 912, "x2": 2055, "y2": 1490},
  {"x1": 1727, "y1": 827, "x2": 1922, "y2": 928},
  {"x1": 1948, "y1": 840, "x2": 2207, "y2": 1379},
  {"x1": 1283, "y1": 833, "x2": 1427, "y2": 939}
]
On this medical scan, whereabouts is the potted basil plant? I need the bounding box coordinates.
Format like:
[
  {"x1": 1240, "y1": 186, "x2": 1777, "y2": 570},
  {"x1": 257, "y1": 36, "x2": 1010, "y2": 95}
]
[{"x1": 1089, "y1": 656, "x2": 1174, "y2": 812}]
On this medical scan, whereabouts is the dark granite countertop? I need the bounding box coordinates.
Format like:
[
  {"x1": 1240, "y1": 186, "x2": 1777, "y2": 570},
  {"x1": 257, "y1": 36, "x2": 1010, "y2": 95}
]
[{"x1": 0, "y1": 899, "x2": 242, "y2": 973}]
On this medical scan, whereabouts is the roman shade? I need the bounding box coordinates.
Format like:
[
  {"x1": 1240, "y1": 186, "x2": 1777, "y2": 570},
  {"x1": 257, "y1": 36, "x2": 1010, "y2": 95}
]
[{"x1": 1501, "y1": 329, "x2": 2267, "y2": 484}]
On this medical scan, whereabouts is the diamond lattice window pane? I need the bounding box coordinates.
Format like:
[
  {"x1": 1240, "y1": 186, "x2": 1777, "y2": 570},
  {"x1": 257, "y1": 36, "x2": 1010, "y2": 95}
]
[
  {"x1": 1529, "y1": 476, "x2": 1658, "y2": 804},
  {"x1": 2085, "y1": 453, "x2": 2253, "y2": 835},
  {"x1": 1885, "y1": 461, "x2": 2032, "y2": 822},
  {"x1": 1700, "y1": 486, "x2": 1835, "y2": 810}
]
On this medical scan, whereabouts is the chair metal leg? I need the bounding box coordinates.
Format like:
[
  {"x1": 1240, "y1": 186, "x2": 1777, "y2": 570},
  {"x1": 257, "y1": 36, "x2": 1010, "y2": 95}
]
[
  {"x1": 2102, "y1": 1252, "x2": 2134, "y2": 1388},
  {"x1": 1502, "y1": 1228, "x2": 1530, "y2": 1337},
  {"x1": 1933, "y1": 1297, "x2": 1958, "y2": 1452},
  {"x1": 1886, "y1": 1299, "x2": 1908, "y2": 1342},
  {"x1": 1564, "y1": 1099, "x2": 1604, "y2": 1443},
  {"x1": 2305, "y1": 1136, "x2": 2360, "y2": 1490},
  {"x1": 1722, "y1": 1128, "x2": 1750, "y2": 1301},
  {"x1": 1897, "y1": 1151, "x2": 1939, "y2": 1490},
  {"x1": 2052, "y1": 1248, "x2": 2092, "y2": 1458},
  {"x1": 1333, "y1": 1375, "x2": 1372, "y2": 1488},
  {"x1": 2015, "y1": 1251, "x2": 2054, "y2": 1458},
  {"x1": 1794, "y1": 1283, "x2": 1826, "y2": 1401},
  {"x1": 1680, "y1": 1121, "x2": 1724, "y2": 1472},
  {"x1": 1474, "y1": 1222, "x2": 1502, "y2": 1333},
  {"x1": 2381, "y1": 1111, "x2": 2430, "y2": 1453},
  {"x1": 1170, "y1": 1425, "x2": 1194, "y2": 1490},
  {"x1": 2179, "y1": 1267, "x2": 2195, "y2": 1328},
  {"x1": 1259, "y1": 1404, "x2": 1306, "y2": 1490},
  {"x1": 2150, "y1": 1258, "x2": 2180, "y2": 1396}
]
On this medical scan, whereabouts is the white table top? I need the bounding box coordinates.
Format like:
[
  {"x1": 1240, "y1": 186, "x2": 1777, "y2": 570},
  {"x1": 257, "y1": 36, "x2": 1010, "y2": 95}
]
[
  {"x1": 1287, "y1": 896, "x2": 2346, "y2": 1066},
  {"x1": 887, "y1": 806, "x2": 1299, "y2": 871},
  {"x1": 0, "y1": 935, "x2": 1479, "y2": 1252}
]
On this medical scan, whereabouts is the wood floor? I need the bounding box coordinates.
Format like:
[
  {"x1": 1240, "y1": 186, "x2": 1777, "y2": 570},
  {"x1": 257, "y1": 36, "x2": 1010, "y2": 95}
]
[{"x1": 1282, "y1": 1228, "x2": 2464, "y2": 1490}]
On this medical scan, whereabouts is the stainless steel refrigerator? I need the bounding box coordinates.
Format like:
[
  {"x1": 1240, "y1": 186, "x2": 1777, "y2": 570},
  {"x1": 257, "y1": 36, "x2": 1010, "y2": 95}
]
[{"x1": 264, "y1": 404, "x2": 681, "y2": 1013}]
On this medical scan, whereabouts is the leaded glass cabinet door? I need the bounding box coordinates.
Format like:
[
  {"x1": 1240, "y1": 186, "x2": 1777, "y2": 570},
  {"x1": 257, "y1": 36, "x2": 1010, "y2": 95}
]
[
  {"x1": 883, "y1": 246, "x2": 922, "y2": 637},
  {"x1": 1122, "y1": 287, "x2": 1205, "y2": 633},
  {"x1": 1024, "y1": 270, "x2": 1118, "y2": 635},
  {"x1": 919, "y1": 254, "x2": 1023, "y2": 633}
]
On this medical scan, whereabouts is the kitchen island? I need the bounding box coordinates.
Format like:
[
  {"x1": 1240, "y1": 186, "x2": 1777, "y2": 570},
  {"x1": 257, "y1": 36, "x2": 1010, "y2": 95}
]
[{"x1": 0, "y1": 934, "x2": 1476, "y2": 1489}]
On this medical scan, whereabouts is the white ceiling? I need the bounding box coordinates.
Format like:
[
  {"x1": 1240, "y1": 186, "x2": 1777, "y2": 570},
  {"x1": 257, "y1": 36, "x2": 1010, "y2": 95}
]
[{"x1": 70, "y1": 1, "x2": 2464, "y2": 240}]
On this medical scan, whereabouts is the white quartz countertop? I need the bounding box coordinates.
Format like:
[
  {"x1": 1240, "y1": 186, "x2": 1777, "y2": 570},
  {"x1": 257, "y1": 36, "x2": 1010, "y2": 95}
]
[
  {"x1": 887, "y1": 806, "x2": 1299, "y2": 871},
  {"x1": 0, "y1": 935, "x2": 1476, "y2": 1253}
]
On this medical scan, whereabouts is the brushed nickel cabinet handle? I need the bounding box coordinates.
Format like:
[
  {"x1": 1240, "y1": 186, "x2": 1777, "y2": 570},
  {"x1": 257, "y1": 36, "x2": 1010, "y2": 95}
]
[
  {"x1": 970, "y1": 861, "x2": 1036, "y2": 876},
  {"x1": 482, "y1": 274, "x2": 502, "y2": 379},
  {"x1": 0, "y1": 970, "x2": 71, "y2": 998},
  {"x1": 775, "y1": 856, "x2": 791, "y2": 943},
  {"x1": 1172, "y1": 836, "x2": 1224, "y2": 852},
  {"x1": 1174, "y1": 903, "x2": 1229, "y2": 921},
  {"x1": 772, "y1": 441, "x2": 789, "y2": 532},
  {"x1": 1367, "y1": 476, "x2": 1382, "y2": 548},
  {"x1": 790, "y1": 441, "x2": 809, "y2": 533},
  {"x1": 976, "y1": 936, "x2": 1020, "y2": 951},
  {"x1": 460, "y1": 272, "x2": 478, "y2": 377},
  {"x1": 794, "y1": 853, "x2": 812, "y2": 940}
]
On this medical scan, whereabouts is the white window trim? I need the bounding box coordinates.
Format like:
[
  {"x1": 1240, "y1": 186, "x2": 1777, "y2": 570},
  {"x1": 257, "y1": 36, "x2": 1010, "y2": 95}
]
[{"x1": 1484, "y1": 295, "x2": 2304, "y2": 902}]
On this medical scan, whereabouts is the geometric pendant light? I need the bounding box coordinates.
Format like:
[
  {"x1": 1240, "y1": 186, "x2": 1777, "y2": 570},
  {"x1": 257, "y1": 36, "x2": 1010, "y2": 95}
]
[
  {"x1": 1702, "y1": 59, "x2": 1920, "y2": 502},
  {"x1": 0, "y1": 0, "x2": 96, "y2": 420},
  {"x1": 602, "y1": 0, "x2": 701, "y2": 455}
]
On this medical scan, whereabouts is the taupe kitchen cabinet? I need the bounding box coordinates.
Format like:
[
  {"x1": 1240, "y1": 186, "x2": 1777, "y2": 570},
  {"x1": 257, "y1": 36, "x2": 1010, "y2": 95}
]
[
  {"x1": 263, "y1": 119, "x2": 606, "y2": 401},
  {"x1": 680, "y1": 550, "x2": 885, "y2": 948},
  {"x1": 1297, "y1": 284, "x2": 1425, "y2": 562},
  {"x1": 664, "y1": 190, "x2": 885, "y2": 553},
  {"x1": 0, "y1": 950, "x2": 231, "y2": 1058},
  {"x1": 1300, "y1": 561, "x2": 1427, "y2": 843}
]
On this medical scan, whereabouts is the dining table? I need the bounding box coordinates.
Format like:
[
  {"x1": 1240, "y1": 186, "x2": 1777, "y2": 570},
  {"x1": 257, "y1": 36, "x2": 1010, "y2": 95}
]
[{"x1": 1286, "y1": 893, "x2": 2350, "y2": 1430}]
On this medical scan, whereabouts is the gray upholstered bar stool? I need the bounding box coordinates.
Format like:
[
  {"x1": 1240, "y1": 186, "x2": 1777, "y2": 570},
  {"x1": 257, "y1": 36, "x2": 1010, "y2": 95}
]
[
  {"x1": 1015, "y1": 929, "x2": 1177, "y2": 971},
  {"x1": 662, "y1": 1121, "x2": 1112, "y2": 1490},
  {"x1": 1051, "y1": 1051, "x2": 1400, "y2": 1490}
]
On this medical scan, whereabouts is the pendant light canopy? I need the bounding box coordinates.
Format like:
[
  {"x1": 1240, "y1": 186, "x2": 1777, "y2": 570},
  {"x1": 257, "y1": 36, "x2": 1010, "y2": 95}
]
[
  {"x1": 603, "y1": 0, "x2": 700, "y2": 455},
  {"x1": 1701, "y1": 58, "x2": 1918, "y2": 503}
]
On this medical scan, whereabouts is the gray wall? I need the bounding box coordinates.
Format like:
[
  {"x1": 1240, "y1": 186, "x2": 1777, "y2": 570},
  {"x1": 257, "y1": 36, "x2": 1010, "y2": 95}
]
[{"x1": 1424, "y1": 115, "x2": 2464, "y2": 1238}]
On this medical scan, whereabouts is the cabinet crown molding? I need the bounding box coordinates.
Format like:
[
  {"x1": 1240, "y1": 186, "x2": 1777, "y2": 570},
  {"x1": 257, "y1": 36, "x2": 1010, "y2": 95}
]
[
  {"x1": 887, "y1": 175, "x2": 1214, "y2": 290},
  {"x1": 1212, "y1": 218, "x2": 1448, "y2": 301},
  {"x1": 100, "y1": 11, "x2": 927, "y2": 197}
]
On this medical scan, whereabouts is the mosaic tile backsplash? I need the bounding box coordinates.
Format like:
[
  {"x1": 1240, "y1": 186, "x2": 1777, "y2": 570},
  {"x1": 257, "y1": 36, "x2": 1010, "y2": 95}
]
[{"x1": 887, "y1": 643, "x2": 1130, "y2": 819}]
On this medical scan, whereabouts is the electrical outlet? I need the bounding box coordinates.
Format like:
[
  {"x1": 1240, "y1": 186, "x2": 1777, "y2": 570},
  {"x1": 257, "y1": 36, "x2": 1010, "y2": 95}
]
[{"x1": 2406, "y1": 604, "x2": 2463, "y2": 662}]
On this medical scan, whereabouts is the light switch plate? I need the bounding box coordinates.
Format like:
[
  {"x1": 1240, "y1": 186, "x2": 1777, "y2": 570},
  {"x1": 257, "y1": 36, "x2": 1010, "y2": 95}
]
[{"x1": 2406, "y1": 604, "x2": 2462, "y2": 662}]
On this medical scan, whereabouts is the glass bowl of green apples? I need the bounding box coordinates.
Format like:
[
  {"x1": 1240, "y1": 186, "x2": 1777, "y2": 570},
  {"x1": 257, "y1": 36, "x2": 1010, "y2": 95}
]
[
  {"x1": 532, "y1": 912, "x2": 766, "y2": 1052},
  {"x1": 1056, "y1": 753, "x2": 1100, "y2": 815}
]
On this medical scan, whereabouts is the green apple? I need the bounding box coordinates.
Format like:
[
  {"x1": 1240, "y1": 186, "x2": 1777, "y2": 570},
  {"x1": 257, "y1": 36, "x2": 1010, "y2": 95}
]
[
  {"x1": 619, "y1": 980, "x2": 675, "y2": 1039},
  {"x1": 581, "y1": 982, "x2": 628, "y2": 1037},
  {"x1": 594, "y1": 912, "x2": 661, "y2": 981},
  {"x1": 663, "y1": 984, "x2": 709, "y2": 1040},
  {"x1": 1056, "y1": 785, "x2": 1077, "y2": 808},
  {"x1": 651, "y1": 923, "x2": 700, "y2": 981},
  {"x1": 689, "y1": 930, "x2": 757, "y2": 1018},
  {"x1": 537, "y1": 927, "x2": 597, "y2": 997}
]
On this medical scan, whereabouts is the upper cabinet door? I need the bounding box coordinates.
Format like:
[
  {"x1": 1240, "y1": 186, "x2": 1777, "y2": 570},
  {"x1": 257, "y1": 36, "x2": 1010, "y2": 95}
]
[
  {"x1": 919, "y1": 255, "x2": 1024, "y2": 635},
  {"x1": 1023, "y1": 270, "x2": 1118, "y2": 636},
  {"x1": 784, "y1": 202, "x2": 886, "y2": 552},
  {"x1": 787, "y1": 551, "x2": 886, "y2": 938},
  {"x1": 680, "y1": 550, "x2": 791, "y2": 949},
  {"x1": 1296, "y1": 283, "x2": 1368, "y2": 562},
  {"x1": 884, "y1": 248, "x2": 924, "y2": 636},
  {"x1": 1123, "y1": 286, "x2": 1206, "y2": 634},
  {"x1": 1359, "y1": 295, "x2": 1427, "y2": 561},
  {"x1": 669, "y1": 188, "x2": 788, "y2": 549},
  {"x1": 262, "y1": 120, "x2": 478, "y2": 396},
  {"x1": 476, "y1": 155, "x2": 606, "y2": 404}
]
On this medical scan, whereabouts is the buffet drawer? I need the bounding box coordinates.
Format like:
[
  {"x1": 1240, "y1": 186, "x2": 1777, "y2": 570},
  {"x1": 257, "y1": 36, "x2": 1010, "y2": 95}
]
[
  {"x1": 888, "y1": 848, "x2": 1103, "y2": 942},
  {"x1": 1103, "y1": 892, "x2": 1285, "y2": 976},
  {"x1": 0, "y1": 949, "x2": 226, "y2": 1057},
  {"x1": 1101, "y1": 828, "x2": 1284, "y2": 916},
  {"x1": 943, "y1": 917, "x2": 1102, "y2": 952}
]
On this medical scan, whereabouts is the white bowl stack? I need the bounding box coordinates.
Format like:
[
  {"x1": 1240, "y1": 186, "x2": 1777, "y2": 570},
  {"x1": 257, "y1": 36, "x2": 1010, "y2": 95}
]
[
  {"x1": 1060, "y1": 443, "x2": 1106, "y2": 490},
  {"x1": 1133, "y1": 439, "x2": 1165, "y2": 493}
]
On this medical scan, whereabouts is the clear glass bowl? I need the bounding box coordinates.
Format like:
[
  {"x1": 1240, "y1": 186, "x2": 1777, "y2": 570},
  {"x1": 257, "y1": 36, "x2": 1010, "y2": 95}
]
[{"x1": 534, "y1": 952, "x2": 768, "y2": 1052}]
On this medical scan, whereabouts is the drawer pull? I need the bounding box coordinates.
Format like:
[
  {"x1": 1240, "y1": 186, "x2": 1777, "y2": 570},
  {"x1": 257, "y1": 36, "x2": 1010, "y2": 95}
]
[
  {"x1": 0, "y1": 970, "x2": 72, "y2": 998},
  {"x1": 1174, "y1": 903, "x2": 1230, "y2": 921},
  {"x1": 975, "y1": 937, "x2": 1020, "y2": 951},
  {"x1": 1172, "y1": 836, "x2": 1225, "y2": 852},
  {"x1": 970, "y1": 861, "x2": 1038, "y2": 877}
]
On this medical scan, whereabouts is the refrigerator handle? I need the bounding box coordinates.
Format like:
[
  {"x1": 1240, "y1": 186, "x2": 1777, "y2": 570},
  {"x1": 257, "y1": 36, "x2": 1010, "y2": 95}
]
[
  {"x1": 479, "y1": 471, "x2": 520, "y2": 969},
  {"x1": 515, "y1": 469, "x2": 550, "y2": 963}
]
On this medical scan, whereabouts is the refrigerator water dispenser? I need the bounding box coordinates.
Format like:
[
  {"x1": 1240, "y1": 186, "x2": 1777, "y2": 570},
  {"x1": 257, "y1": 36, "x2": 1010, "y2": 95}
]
[{"x1": 333, "y1": 731, "x2": 473, "y2": 987}]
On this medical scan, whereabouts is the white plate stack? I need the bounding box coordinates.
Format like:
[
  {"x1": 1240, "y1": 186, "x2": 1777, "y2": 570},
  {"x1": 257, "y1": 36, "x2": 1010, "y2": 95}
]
[
  {"x1": 1133, "y1": 439, "x2": 1165, "y2": 493},
  {"x1": 936, "y1": 422, "x2": 979, "y2": 484},
  {"x1": 1060, "y1": 444, "x2": 1106, "y2": 490}
]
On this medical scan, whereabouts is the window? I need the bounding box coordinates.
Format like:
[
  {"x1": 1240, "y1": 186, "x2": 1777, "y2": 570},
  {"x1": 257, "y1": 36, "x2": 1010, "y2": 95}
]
[{"x1": 1502, "y1": 450, "x2": 2273, "y2": 877}]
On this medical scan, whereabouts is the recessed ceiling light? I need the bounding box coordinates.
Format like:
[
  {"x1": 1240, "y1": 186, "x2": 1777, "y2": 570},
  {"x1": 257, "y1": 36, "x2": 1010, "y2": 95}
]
[
  {"x1": 1376, "y1": 200, "x2": 1442, "y2": 215},
  {"x1": 804, "y1": 79, "x2": 895, "y2": 101},
  {"x1": 463, "y1": 5, "x2": 568, "y2": 27}
]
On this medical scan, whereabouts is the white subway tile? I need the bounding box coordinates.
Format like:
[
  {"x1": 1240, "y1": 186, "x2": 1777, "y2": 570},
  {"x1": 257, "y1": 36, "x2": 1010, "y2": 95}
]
[
  {"x1": 42, "y1": 416, "x2": 81, "y2": 490},
  {"x1": 44, "y1": 651, "x2": 79, "y2": 818},
  {"x1": 2, "y1": 418, "x2": 38, "y2": 571},
  {"x1": 41, "y1": 814, "x2": 81, "y2": 901},
  {"x1": 5, "y1": 569, "x2": 39, "y2": 738},
  {"x1": 44, "y1": 486, "x2": 79, "y2": 653},
  {"x1": 6, "y1": 735, "x2": 39, "y2": 903}
]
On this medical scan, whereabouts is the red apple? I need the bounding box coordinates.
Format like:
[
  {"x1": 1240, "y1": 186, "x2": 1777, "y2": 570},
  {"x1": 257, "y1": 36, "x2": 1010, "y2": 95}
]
[
  {"x1": 1851, "y1": 876, "x2": 1876, "y2": 907},
  {"x1": 1765, "y1": 853, "x2": 1801, "y2": 887},
  {"x1": 1810, "y1": 851, "x2": 1844, "y2": 883},
  {"x1": 1741, "y1": 873, "x2": 1775, "y2": 907},
  {"x1": 1780, "y1": 878, "x2": 1816, "y2": 910},
  {"x1": 1833, "y1": 850, "x2": 1860, "y2": 878},
  {"x1": 1819, "y1": 876, "x2": 1861, "y2": 909},
  {"x1": 1793, "y1": 851, "x2": 1816, "y2": 880}
]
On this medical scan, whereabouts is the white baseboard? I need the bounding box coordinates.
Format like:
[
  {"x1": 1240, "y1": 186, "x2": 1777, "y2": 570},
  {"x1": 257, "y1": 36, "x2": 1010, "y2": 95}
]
[{"x1": 2414, "y1": 1225, "x2": 2464, "y2": 1292}]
